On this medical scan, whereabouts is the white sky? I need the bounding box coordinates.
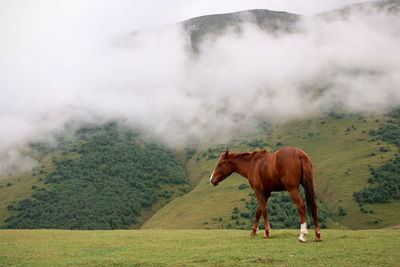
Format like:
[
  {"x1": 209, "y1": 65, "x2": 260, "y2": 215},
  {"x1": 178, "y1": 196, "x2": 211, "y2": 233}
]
[{"x1": 0, "y1": 0, "x2": 374, "y2": 32}]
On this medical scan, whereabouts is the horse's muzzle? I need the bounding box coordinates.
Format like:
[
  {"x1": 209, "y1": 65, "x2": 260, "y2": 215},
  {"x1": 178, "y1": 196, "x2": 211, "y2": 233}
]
[{"x1": 211, "y1": 181, "x2": 219, "y2": 186}]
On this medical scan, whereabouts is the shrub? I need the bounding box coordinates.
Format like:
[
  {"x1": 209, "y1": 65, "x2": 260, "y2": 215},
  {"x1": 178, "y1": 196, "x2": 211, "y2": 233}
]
[{"x1": 238, "y1": 184, "x2": 250, "y2": 190}]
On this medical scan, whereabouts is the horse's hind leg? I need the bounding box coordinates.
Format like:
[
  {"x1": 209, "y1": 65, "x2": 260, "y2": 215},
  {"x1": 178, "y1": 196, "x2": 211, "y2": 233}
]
[
  {"x1": 288, "y1": 188, "x2": 308, "y2": 242},
  {"x1": 309, "y1": 197, "x2": 322, "y2": 242}
]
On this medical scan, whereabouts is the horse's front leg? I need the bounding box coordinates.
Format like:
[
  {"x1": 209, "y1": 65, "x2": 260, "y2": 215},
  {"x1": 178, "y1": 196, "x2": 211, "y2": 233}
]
[
  {"x1": 252, "y1": 189, "x2": 271, "y2": 238},
  {"x1": 250, "y1": 206, "x2": 262, "y2": 236},
  {"x1": 263, "y1": 191, "x2": 271, "y2": 238}
]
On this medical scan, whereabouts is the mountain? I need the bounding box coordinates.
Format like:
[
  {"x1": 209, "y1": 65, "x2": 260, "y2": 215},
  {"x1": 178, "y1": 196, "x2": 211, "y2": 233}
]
[
  {"x1": 1, "y1": 1, "x2": 400, "y2": 230},
  {"x1": 183, "y1": 9, "x2": 299, "y2": 52},
  {"x1": 142, "y1": 0, "x2": 400, "y2": 230},
  {"x1": 183, "y1": 0, "x2": 400, "y2": 52}
]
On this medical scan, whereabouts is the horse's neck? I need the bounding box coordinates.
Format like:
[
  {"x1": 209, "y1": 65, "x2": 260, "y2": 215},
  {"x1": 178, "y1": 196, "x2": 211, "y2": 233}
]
[{"x1": 231, "y1": 153, "x2": 254, "y2": 179}]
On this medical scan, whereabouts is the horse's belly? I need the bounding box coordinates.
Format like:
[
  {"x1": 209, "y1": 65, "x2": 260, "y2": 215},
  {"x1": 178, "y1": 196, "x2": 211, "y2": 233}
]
[
  {"x1": 265, "y1": 184, "x2": 286, "y2": 191},
  {"x1": 262, "y1": 176, "x2": 286, "y2": 191}
]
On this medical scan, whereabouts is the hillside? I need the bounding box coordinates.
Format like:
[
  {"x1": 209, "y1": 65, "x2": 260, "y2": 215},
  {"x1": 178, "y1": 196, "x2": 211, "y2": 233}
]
[
  {"x1": 144, "y1": 112, "x2": 400, "y2": 230},
  {"x1": 0, "y1": 123, "x2": 189, "y2": 229},
  {"x1": 2, "y1": 112, "x2": 399, "y2": 230}
]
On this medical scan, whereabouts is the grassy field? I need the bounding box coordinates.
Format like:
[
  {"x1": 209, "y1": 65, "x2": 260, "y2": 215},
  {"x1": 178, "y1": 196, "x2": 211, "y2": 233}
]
[{"x1": 0, "y1": 229, "x2": 399, "y2": 266}]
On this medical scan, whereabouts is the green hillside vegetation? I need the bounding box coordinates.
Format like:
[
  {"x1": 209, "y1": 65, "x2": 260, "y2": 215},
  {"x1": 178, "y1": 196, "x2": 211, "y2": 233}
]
[
  {"x1": 2, "y1": 113, "x2": 400, "y2": 231},
  {"x1": 144, "y1": 112, "x2": 400, "y2": 230},
  {"x1": 354, "y1": 110, "x2": 400, "y2": 205},
  {"x1": 1, "y1": 123, "x2": 188, "y2": 229},
  {"x1": 1, "y1": 229, "x2": 399, "y2": 266}
]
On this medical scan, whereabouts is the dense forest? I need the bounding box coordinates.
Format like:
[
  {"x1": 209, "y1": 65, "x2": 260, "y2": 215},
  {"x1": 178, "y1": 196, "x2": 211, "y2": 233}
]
[{"x1": 4, "y1": 122, "x2": 187, "y2": 229}]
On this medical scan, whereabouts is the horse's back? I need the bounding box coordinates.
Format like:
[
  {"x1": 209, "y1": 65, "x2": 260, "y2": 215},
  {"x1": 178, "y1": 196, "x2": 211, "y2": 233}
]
[
  {"x1": 277, "y1": 146, "x2": 309, "y2": 157},
  {"x1": 275, "y1": 146, "x2": 310, "y2": 165}
]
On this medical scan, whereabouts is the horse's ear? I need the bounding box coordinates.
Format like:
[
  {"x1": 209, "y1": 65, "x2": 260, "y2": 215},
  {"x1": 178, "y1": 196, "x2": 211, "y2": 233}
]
[{"x1": 223, "y1": 150, "x2": 229, "y2": 158}]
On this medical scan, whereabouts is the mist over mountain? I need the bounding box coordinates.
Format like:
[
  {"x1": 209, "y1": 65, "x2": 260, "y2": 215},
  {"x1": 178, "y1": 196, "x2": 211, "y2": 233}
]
[{"x1": 0, "y1": 0, "x2": 400, "y2": 174}]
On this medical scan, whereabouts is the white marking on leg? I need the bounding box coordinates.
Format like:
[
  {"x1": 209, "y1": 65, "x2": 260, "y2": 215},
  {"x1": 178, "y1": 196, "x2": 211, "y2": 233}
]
[
  {"x1": 209, "y1": 170, "x2": 215, "y2": 184},
  {"x1": 301, "y1": 222, "x2": 308, "y2": 234},
  {"x1": 299, "y1": 222, "x2": 308, "y2": 242}
]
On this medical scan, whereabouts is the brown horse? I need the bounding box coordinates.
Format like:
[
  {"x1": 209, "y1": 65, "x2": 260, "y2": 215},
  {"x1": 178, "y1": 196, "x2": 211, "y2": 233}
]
[{"x1": 209, "y1": 147, "x2": 322, "y2": 242}]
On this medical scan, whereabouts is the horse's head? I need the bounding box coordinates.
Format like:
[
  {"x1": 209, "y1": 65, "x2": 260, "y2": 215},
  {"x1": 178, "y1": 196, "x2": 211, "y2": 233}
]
[{"x1": 210, "y1": 151, "x2": 234, "y2": 186}]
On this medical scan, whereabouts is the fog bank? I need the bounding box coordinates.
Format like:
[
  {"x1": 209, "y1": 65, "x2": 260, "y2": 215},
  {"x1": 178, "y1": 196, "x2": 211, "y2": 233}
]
[{"x1": 0, "y1": 1, "x2": 399, "y2": 173}]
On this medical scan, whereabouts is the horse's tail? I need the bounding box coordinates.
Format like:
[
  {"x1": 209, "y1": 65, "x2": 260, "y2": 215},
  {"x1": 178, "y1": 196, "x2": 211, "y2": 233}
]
[{"x1": 300, "y1": 155, "x2": 319, "y2": 226}]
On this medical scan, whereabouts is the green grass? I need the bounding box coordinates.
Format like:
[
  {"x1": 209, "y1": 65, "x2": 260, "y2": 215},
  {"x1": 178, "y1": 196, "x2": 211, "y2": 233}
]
[{"x1": 0, "y1": 229, "x2": 399, "y2": 266}]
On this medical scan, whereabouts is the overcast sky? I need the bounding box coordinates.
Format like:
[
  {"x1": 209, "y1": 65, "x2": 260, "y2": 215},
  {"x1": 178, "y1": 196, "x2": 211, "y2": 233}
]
[{"x1": 1, "y1": 0, "x2": 374, "y2": 32}]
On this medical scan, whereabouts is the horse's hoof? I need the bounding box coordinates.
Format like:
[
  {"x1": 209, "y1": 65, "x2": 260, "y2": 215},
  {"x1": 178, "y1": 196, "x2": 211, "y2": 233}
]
[
  {"x1": 250, "y1": 232, "x2": 257, "y2": 237},
  {"x1": 298, "y1": 237, "x2": 307, "y2": 243},
  {"x1": 315, "y1": 232, "x2": 322, "y2": 242},
  {"x1": 263, "y1": 234, "x2": 270, "y2": 239}
]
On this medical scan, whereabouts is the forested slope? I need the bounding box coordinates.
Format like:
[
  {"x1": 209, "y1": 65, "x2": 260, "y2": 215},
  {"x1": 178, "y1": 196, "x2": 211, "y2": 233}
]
[{"x1": 0, "y1": 123, "x2": 188, "y2": 229}]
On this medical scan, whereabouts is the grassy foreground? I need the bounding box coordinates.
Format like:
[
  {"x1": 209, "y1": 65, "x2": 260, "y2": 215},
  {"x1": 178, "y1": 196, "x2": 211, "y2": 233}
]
[{"x1": 0, "y1": 229, "x2": 399, "y2": 266}]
